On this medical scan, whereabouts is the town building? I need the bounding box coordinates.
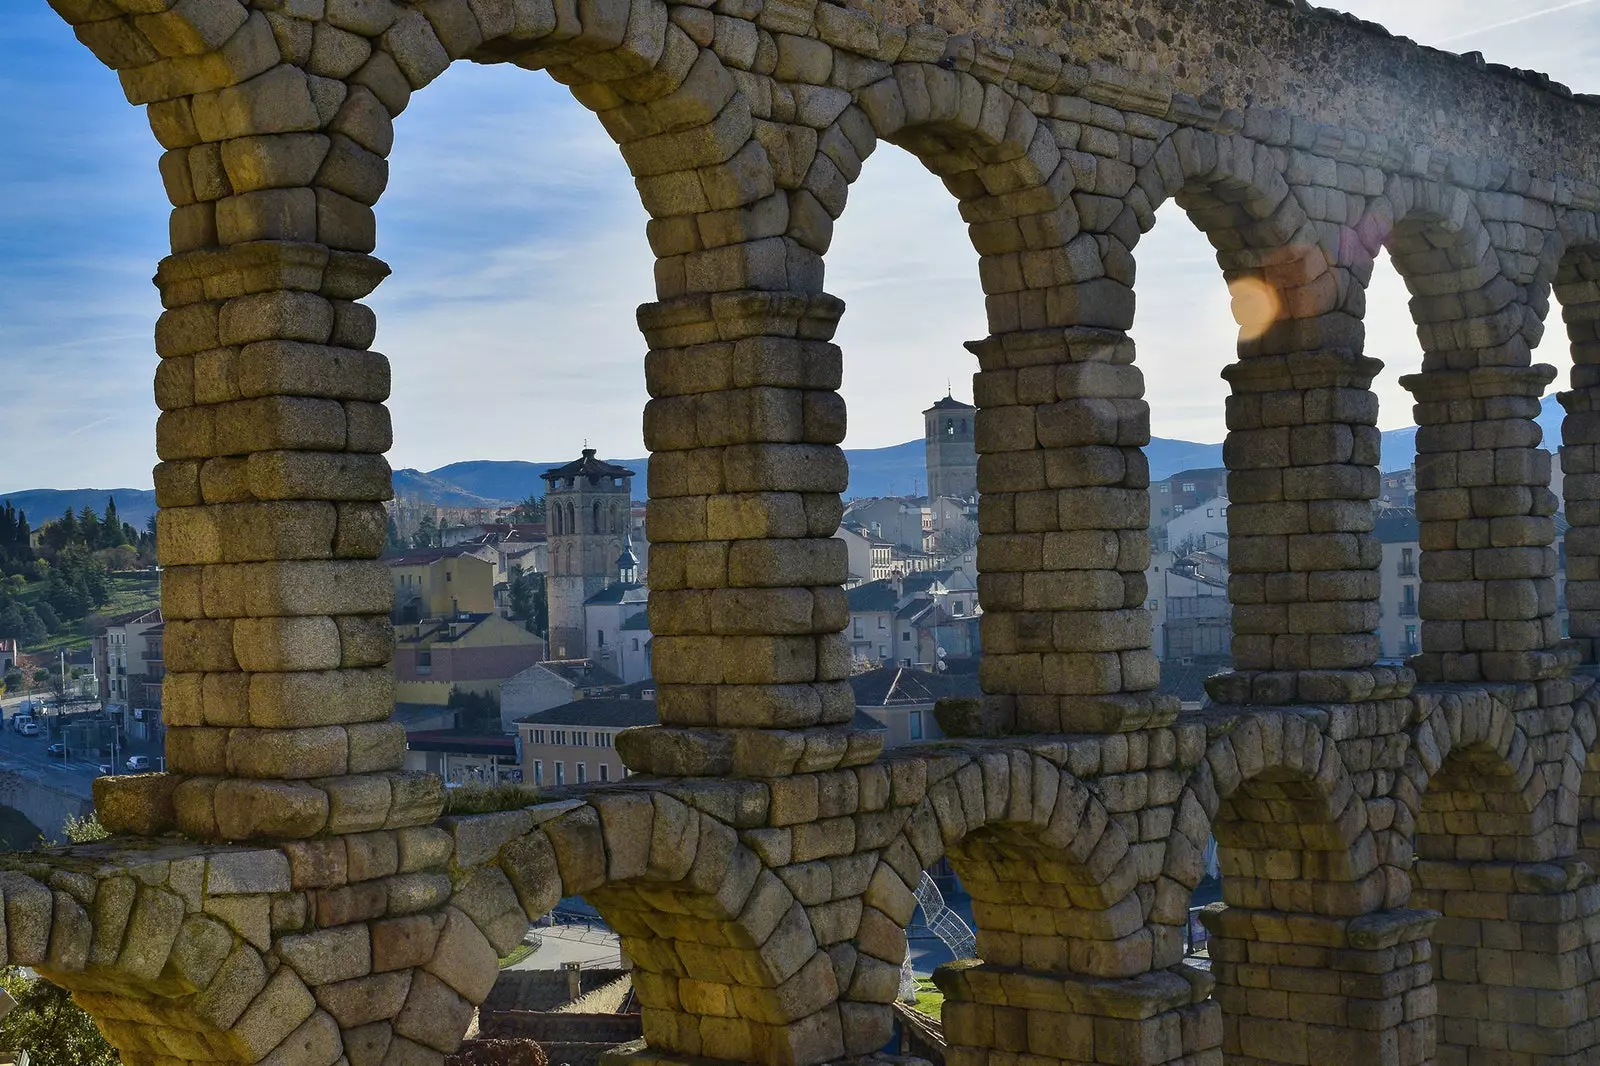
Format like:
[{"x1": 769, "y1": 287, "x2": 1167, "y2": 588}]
[
  {"x1": 515, "y1": 681, "x2": 656, "y2": 787},
  {"x1": 1152, "y1": 554, "x2": 1230, "y2": 661},
  {"x1": 845, "y1": 569, "x2": 982, "y2": 668},
  {"x1": 583, "y1": 545, "x2": 650, "y2": 683},
  {"x1": 403, "y1": 730, "x2": 520, "y2": 786},
  {"x1": 923, "y1": 394, "x2": 977, "y2": 499},
  {"x1": 1164, "y1": 496, "x2": 1230, "y2": 556},
  {"x1": 93, "y1": 608, "x2": 165, "y2": 741},
  {"x1": 1148, "y1": 467, "x2": 1228, "y2": 548},
  {"x1": 386, "y1": 544, "x2": 498, "y2": 622},
  {"x1": 850, "y1": 666, "x2": 982, "y2": 747},
  {"x1": 499, "y1": 659, "x2": 625, "y2": 735},
  {"x1": 392, "y1": 613, "x2": 545, "y2": 706},
  {"x1": 543, "y1": 449, "x2": 637, "y2": 660},
  {"x1": 1376, "y1": 508, "x2": 1423, "y2": 660}
]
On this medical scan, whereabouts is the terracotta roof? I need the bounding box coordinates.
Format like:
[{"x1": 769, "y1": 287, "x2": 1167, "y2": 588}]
[
  {"x1": 925, "y1": 395, "x2": 975, "y2": 412},
  {"x1": 541, "y1": 449, "x2": 636, "y2": 483}
]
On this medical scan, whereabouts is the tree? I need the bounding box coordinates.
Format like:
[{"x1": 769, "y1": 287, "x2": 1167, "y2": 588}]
[
  {"x1": 412, "y1": 514, "x2": 439, "y2": 549},
  {"x1": 509, "y1": 495, "x2": 546, "y2": 524},
  {"x1": 1, "y1": 670, "x2": 20, "y2": 694},
  {"x1": 932, "y1": 521, "x2": 979, "y2": 558},
  {"x1": 0, "y1": 968, "x2": 117, "y2": 1066}
]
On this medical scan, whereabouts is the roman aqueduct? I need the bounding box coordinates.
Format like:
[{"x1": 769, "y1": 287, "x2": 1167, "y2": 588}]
[{"x1": 14, "y1": 0, "x2": 1600, "y2": 1063}]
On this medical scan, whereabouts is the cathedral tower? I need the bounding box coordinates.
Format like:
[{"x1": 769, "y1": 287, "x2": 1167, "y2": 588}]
[
  {"x1": 542, "y1": 449, "x2": 636, "y2": 659},
  {"x1": 924, "y1": 394, "x2": 977, "y2": 499}
]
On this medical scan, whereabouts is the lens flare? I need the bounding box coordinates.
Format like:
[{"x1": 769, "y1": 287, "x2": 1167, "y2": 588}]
[{"x1": 1229, "y1": 276, "x2": 1283, "y2": 342}]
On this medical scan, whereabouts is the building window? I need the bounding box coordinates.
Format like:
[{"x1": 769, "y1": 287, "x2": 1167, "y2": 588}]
[
  {"x1": 555, "y1": 762, "x2": 565, "y2": 786},
  {"x1": 599, "y1": 764, "x2": 609, "y2": 782},
  {"x1": 951, "y1": 602, "x2": 964, "y2": 616},
  {"x1": 909, "y1": 711, "x2": 923, "y2": 740},
  {"x1": 554, "y1": 730, "x2": 566, "y2": 746},
  {"x1": 1206, "y1": 509, "x2": 1213, "y2": 518},
  {"x1": 416, "y1": 650, "x2": 431, "y2": 675},
  {"x1": 1182, "y1": 482, "x2": 1194, "y2": 493},
  {"x1": 878, "y1": 617, "x2": 886, "y2": 629},
  {"x1": 854, "y1": 621, "x2": 863, "y2": 638},
  {"x1": 632, "y1": 638, "x2": 639, "y2": 651},
  {"x1": 533, "y1": 761, "x2": 543, "y2": 785},
  {"x1": 577, "y1": 763, "x2": 587, "y2": 784},
  {"x1": 533, "y1": 729, "x2": 545, "y2": 744},
  {"x1": 597, "y1": 630, "x2": 605, "y2": 647}
]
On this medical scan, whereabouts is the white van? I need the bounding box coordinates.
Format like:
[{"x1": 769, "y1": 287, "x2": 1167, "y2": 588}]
[{"x1": 16, "y1": 720, "x2": 39, "y2": 737}]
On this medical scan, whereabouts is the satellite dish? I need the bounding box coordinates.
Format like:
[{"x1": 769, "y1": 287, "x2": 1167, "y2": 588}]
[{"x1": 936, "y1": 647, "x2": 947, "y2": 658}]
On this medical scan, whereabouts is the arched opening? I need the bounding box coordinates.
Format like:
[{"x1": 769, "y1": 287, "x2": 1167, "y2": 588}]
[
  {"x1": 1404, "y1": 695, "x2": 1596, "y2": 1063},
  {"x1": 1133, "y1": 200, "x2": 1236, "y2": 674},
  {"x1": 1167, "y1": 718, "x2": 1421, "y2": 1066},
  {"x1": 1382, "y1": 186, "x2": 1564, "y2": 685}
]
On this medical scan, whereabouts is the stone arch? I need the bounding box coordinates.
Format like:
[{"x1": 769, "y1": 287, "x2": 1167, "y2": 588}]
[
  {"x1": 876, "y1": 751, "x2": 1145, "y2": 979},
  {"x1": 1401, "y1": 689, "x2": 1551, "y2": 863},
  {"x1": 489, "y1": 794, "x2": 841, "y2": 1066},
  {"x1": 1163, "y1": 711, "x2": 1384, "y2": 922},
  {"x1": 1133, "y1": 128, "x2": 1358, "y2": 358},
  {"x1": 1377, "y1": 177, "x2": 1565, "y2": 685}
]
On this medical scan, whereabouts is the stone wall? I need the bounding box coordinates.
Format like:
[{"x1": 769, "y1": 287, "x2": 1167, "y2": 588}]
[{"x1": 23, "y1": 0, "x2": 1600, "y2": 1064}]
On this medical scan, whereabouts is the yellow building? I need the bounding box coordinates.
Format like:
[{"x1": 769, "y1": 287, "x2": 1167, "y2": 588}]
[
  {"x1": 393, "y1": 612, "x2": 546, "y2": 706},
  {"x1": 386, "y1": 545, "x2": 497, "y2": 621}
]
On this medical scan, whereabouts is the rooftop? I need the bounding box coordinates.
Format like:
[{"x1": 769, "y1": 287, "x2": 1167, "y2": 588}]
[
  {"x1": 541, "y1": 449, "x2": 636, "y2": 485},
  {"x1": 537, "y1": 660, "x2": 624, "y2": 689},
  {"x1": 383, "y1": 544, "x2": 494, "y2": 567},
  {"x1": 925, "y1": 395, "x2": 975, "y2": 412},
  {"x1": 585, "y1": 583, "x2": 648, "y2": 606},
  {"x1": 851, "y1": 666, "x2": 982, "y2": 707},
  {"x1": 1373, "y1": 508, "x2": 1420, "y2": 545},
  {"x1": 847, "y1": 580, "x2": 900, "y2": 612}
]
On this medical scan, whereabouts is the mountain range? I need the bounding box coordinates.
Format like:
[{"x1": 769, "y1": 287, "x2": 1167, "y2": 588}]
[{"x1": 3, "y1": 395, "x2": 1569, "y2": 522}]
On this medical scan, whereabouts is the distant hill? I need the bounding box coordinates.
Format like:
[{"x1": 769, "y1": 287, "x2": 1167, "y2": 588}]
[
  {"x1": 16, "y1": 397, "x2": 1572, "y2": 518},
  {"x1": 0, "y1": 489, "x2": 157, "y2": 530}
]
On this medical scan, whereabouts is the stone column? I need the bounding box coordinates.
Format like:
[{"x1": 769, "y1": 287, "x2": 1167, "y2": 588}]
[
  {"x1": 935, "y1": 960, "x2": 1220, "y2": 1066},
  {"x1": 1556, "y1": 252, "x2": 1600, "y2": 664},
  {"x1": 1200, "y1": 905, "x2": 1438, "y2": 1066},
  {"x1": 1401, "y1": 366, "x2": 1567, "y2": 683},
  {"x1": 962, "y1": 327, "x2": 1173, "y2": 736},
  {"x1": 1411, "y1": 859, "x2": 1600, "y2": 1063},
  {"x1": 620, "y1": 291, "x2": 882, "y2": 779},
  {"x1": 138, "y1": 237, "x2": 438, "y2": 842},
  {"x1": 1207, "y1": 351, "x2": 1411, "y2": 706},
  {"x1": 1560, "y1": 386, "x2": 1600, "y2": 664}
]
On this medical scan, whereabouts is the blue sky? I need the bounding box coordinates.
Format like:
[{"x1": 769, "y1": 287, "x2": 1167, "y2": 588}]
[{"x1": 1, "y1": 1, "x2": 1598, "y2": 491}]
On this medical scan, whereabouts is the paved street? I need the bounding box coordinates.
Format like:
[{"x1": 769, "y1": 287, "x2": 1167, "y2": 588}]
[{"x1": 0, "y1": 694, "x2": 165, "y2": 801}]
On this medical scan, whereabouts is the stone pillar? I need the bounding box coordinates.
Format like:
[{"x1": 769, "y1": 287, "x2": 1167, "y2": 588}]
[
  {"x1": 1560, "y1": 387, "x2": 1600, "y2": 664},
  {"x1": 965, "y1": 327, "x2": 1175, "y2": 736},
  {"x1": 1411, "y1": 859, "x2": 1600, "y2": 1063},
  {"x1": 935, "y1": 960, "x2": 1220, "y2": 1066},
  {"x1": 1206, "y1": 351, "x2": 1412, "y2": 706},
  {"x1": 1556, "y1": 252, "x2": 1600, "y2": 664},
  {"x1": 1201, "y1": 905, "x2": 1438, "y2": 1066},
  {"x1": 620, "y1": 291, "x2": 882, "y2": 778},
  {"x1": 140, "y1": 238, "x2": 438, "y2": 842},
  {"x1": 1402, "y1": 366, "x2": 1567, "y2": 683}
]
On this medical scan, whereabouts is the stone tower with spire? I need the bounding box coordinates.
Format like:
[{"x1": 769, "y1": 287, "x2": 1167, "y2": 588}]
[
  {"x1": 541, "y1": 448, "x2": 636, "y2": 659},
  {"x1": 923, "y1": 393, "x2": 977, "y2": 499}
]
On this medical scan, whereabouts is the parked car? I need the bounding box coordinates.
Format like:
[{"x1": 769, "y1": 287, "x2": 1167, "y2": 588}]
[
  {"x1": 17, "y1": 720, "x2": 39, "y2": 737},
  {"x1": 125, "y1": 755, "x2": 151, "y2": 772},
  {"x1": 97, "y1": 764, "x2": 113, "y2": 776},
  {"x1": 45, "y1": 743, "x2": 66, "y2": 758}
]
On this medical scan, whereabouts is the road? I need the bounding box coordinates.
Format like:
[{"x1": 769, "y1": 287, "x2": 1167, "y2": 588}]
[{"x1": 0, "y1": 695, "x2": 165, "y2": 800}]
